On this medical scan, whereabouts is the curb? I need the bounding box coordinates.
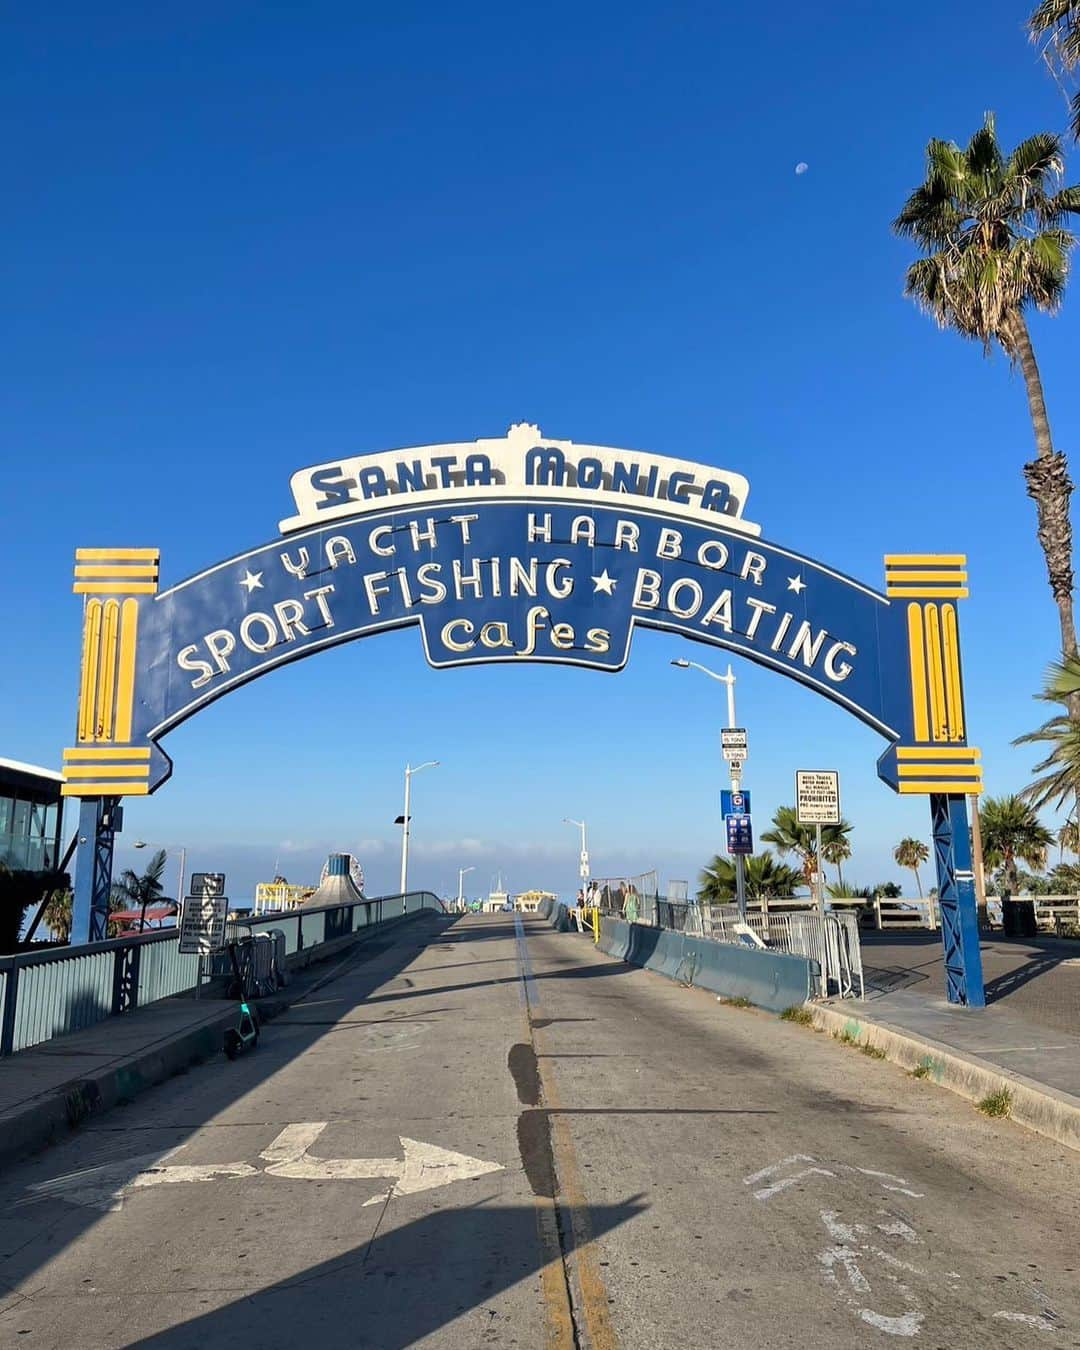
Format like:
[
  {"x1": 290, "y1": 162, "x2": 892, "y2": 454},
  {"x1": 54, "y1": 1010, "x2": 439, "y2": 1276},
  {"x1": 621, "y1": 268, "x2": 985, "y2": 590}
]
[
  {"x1": 0, "y1": 996, "x2": 288, "y2": 1174},
  {"x1": 809, "y1": 1003, "x2": 1080, "y2": 1154},
  {"x1": 0, "y1": 912, "x2": 436, "y2": 1172}
]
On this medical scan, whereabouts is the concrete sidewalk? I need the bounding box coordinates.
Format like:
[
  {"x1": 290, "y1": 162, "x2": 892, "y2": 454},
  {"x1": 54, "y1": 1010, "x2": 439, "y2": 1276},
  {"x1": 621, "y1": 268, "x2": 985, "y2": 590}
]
[
  {"x1": 0, "y1": 995, "x2": 255, "y2": 1170},
  {"x1": 0, "y1": 913, "x2": 444, "y2": 1171},
  {"x1": 860, "y1": 930, "x2": 1080, "y2": 1036},
  {"x1": 812, "y1": 986, "x2": 1080, "y2": 1153}
]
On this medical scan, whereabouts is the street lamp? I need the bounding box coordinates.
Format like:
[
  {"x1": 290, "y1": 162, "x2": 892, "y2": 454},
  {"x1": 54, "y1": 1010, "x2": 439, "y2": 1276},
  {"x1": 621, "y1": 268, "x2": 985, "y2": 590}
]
[
  {"x1": 397, "y1": 761, "x2": 440, "y2": 895},
  {"x1": 457, "y1": 865, "x2": 475, "y2": 913},
  {"x1": 133, "y1": 839, "x2": 187, "y2": 930},
  {"x1": 670, "y1": 659, "x2": 737, "y2": 730},
  {"x1": 563, "y1": 817, "x2": 589, "y2": 899},
  {"x1": 670, "y1": 658, "x2": 747, "y2": 918}
]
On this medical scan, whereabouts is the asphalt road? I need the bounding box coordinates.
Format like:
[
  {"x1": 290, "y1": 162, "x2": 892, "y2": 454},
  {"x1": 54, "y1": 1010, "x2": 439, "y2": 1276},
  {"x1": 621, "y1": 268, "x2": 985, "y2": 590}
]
[{"x1": 1, "y1": 913, "x2": 1078, "y2": 1349}]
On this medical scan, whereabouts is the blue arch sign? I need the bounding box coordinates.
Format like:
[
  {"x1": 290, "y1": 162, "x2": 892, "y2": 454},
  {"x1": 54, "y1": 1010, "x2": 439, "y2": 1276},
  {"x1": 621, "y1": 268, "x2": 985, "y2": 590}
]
[{"x1": 63, "y1": 424, "x2": 985, "y2": 1004}]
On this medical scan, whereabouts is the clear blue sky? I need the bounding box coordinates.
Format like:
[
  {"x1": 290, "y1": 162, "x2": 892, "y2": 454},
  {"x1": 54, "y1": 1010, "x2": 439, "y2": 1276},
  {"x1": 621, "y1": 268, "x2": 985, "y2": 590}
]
[{"x1": 4, "y1": 2, "x2": 1078, "y2": 902}]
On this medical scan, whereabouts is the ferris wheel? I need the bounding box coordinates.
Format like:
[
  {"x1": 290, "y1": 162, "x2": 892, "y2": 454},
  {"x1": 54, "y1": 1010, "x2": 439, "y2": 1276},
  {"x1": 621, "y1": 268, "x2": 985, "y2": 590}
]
[{"x1": 319, "y1": 855, "x2": 365, "y2": 895}]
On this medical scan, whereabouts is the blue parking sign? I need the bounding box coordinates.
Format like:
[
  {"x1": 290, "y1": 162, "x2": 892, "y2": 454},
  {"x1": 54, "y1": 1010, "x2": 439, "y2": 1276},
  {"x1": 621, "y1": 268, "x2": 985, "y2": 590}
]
[
  {"x1": 721, "y1": 789, "x2": 751, "y2": 817},
  {"x1": 725, "y1": 813, "x2": 754, "y2": 855}
]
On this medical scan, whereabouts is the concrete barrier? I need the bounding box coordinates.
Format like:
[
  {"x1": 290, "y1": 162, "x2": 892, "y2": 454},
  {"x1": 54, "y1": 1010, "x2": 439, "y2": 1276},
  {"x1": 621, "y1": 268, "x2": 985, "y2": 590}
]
[{"x1": 597, "y1": 916, "x2": 816, "y2": 1012}]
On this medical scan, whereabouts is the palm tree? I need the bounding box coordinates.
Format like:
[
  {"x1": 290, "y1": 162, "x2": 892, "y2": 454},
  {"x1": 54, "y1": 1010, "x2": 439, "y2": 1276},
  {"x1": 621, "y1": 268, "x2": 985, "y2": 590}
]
[
  {"x1": 821, "y1": 834, "x2": 852, "y2": 885},
  {"x1": 113, "y1": 848, "x2": 168, "y2": 931},
  {"x1": 1060, "y1": 817, "x2": 1080, "y2": 857},
  {"x1": 978, "y1": 795, "x2": 1054, "y2": 895},
  {"x1": 893, "y1": 838, "x2": 930, "y2": 897},
  {"x1": 698, "y1": 851, "x2": 804, "y2": 904},
  {"x1": 760, "y1": 806, "x2": 853, "y2": 890},
  {"x1": 1030, "y1": 1, "x2": 1080, "y2": 140},
  {"x1": 43, "y1": 889, "x2": 74, "y2": 943},
  {"x1": 1017, "y1": 654, "x2": 1080, "y2": 811},
  {"x1": 894, "y1": 115, "x2": 1080, "y2": 669}
]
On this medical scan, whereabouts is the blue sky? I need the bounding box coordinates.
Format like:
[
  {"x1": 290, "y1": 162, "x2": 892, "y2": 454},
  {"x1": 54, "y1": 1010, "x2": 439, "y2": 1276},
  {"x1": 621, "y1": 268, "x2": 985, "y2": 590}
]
[{"x1": 4, "y1": 2, "x2": 1079, "y2": 902}]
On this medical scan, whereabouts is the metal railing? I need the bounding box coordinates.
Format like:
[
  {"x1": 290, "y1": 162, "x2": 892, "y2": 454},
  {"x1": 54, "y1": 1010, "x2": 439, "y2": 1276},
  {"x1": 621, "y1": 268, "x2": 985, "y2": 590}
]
[
  {"x1": 593, "y1": 874, "x2": 661, "y2": 927},
  {"x1": 646, "y1": 900, "x2": 864, "y2": 1000},
  {"x1": 0, "y1": 890, "x2": 443, "y2": 1056}
]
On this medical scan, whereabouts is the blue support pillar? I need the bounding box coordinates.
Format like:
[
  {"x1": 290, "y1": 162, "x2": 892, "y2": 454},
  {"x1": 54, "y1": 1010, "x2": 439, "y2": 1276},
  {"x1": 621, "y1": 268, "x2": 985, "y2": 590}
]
[
  {"x1": 71, "y1": 797, "x2": 121, "y2": 945},
  {"x1": 930, "y1": 792, "x2": 985, "y2": 1008}
]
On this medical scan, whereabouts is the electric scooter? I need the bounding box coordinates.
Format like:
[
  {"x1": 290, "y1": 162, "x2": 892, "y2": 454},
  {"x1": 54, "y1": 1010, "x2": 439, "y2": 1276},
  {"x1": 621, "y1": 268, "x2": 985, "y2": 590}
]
[{"x1": 223, "y1": 939, "x2": 260, "y2": 1059}]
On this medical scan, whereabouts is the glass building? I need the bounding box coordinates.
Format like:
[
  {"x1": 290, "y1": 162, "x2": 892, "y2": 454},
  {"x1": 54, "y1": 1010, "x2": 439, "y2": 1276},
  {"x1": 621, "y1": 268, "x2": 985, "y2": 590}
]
[{"x1": 0, "y1": 758, "x2": 64, "y2": 872}]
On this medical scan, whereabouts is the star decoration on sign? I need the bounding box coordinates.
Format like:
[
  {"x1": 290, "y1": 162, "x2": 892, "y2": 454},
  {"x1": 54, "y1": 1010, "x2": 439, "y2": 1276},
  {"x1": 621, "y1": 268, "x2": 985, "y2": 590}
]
[
  {"x1": 592, "y1": 570, "x2": 617, "y2": 595},
  {"x1": 239, "y1": 569, "x2": 264, "y2": 593},
  {"x1": 787, "y1": 575, "x2": 806, "y2": 595}
]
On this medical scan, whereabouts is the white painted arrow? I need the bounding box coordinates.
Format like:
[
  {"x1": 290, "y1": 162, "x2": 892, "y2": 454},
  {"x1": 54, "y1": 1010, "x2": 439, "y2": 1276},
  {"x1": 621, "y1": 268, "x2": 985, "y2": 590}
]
[
  {"x1": 20, "y1": 1150, "x2": 258, "y2": 1213},
  {"x1": 259, "y1": 1122, "x2": 503, "y2": 1203},
  {"x1": 21, "y1": 1124, "x2": 502, "y2": 1213}
]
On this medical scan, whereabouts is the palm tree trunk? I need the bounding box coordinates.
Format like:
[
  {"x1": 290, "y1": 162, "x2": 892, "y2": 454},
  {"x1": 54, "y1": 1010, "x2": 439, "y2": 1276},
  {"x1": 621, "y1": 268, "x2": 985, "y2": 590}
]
[
  {"x1": 913, "y1": 865, "x2": 922, "y2": 899},
  {"x1": 1004, "y1": 311, "x2": 1079, "y2": 670}
]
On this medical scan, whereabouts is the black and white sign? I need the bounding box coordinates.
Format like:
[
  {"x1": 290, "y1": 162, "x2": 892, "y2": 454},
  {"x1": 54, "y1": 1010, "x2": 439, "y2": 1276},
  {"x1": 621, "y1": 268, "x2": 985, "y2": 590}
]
[
  {"x1": 178, "y1": 896, "x2": 228, "y2": 954},
  {"x1": 795, "y1": 770, "x2": 841, "y2": 825},
  {"x1": 188, "y1": 872, "x2": 226, "y2": 898},
  {"x1": 721, "y1": 728, "x2": 749, "y2": 761}
]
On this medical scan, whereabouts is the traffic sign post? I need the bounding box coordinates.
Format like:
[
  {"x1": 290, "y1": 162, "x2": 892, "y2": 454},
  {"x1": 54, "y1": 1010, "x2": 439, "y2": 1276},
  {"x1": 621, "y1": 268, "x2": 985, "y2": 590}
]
[
  {"x1": 796, "y1": 772, "x2": 841, "y2": 914},
  {"x1": 179, "y1": 895, "x2": 228, "y2": 955},
  {"x1": 180, "y1": 872, "x2": 229, "y2": 998}
]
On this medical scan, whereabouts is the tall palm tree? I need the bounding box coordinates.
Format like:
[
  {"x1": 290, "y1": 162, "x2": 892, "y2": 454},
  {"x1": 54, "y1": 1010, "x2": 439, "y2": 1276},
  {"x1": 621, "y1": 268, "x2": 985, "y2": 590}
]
[
  {"x1": 1031, "y1": 1, "x2": 1080, "y2": 140},
  {"x1": 978, "y1": 795, "x2": 1054, "y2": 895},
  {"x1": 698, "y1": 851, "x2": 803, "y2": 904},
  {"x1": 894, "y1": 115, "x2": 1080, "y2": 669},
  {"x1": 822, "y1": 835, "x2": 852, "y2": 885},
  {"x1": 893, "y1": 838, "x2": 930, "y2": 897},
  {"x1": 760, "y1": 806, "x2": 853, "y2": 890},
  {"x1": 113, "y1": 848, "x2": 167, "y2": 931},
  {"x1": 1060, "y1": 817, "x2": 1080, "y2": 857}
]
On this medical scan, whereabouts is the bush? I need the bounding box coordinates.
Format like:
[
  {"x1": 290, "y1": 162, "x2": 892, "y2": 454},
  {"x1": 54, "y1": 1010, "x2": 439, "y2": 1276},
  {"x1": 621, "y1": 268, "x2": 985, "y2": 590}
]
[{"x1": 977, "y1": 1087, "x2": 1013, "y2": 1118}]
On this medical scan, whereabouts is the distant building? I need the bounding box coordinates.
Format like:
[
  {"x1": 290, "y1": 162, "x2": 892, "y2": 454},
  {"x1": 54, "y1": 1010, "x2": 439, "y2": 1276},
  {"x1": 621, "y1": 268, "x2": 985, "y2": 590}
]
[
  {"x1": 483, "y1": 884, "x2": 510, "y2": 912},
  {"x1": 515, "y1": 889, "x2": 556, "y2": 913},
  {"x1": 0, "y1": 757, "x2": 64, "y2": 873},
  {"x1": 254, "y1": 881, "x2": 315, "y2": 915}
]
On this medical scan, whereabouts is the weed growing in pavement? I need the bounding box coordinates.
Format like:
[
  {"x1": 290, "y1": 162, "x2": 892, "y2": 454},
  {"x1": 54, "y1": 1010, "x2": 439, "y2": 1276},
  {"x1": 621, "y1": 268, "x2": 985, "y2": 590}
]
[
  {"x1": 835, "y1": 1029, "x2": 859, "y2": 1047},
  {"x1": 977, "y1": 1087, "x2": 1013, "y2": 1118},
  {"x1": 779, "y1": 1006, "x2": 814, "y2": 1026},
  {"x1": 718, "y1": 995, "x2": 754, "y2": 1009},
  {"x1": 911, "y1": 1058, "x2": 935, "y2": 1079},
  {"x1": 860, "y1": 1043, "x2": 887, "y2": 1059}
]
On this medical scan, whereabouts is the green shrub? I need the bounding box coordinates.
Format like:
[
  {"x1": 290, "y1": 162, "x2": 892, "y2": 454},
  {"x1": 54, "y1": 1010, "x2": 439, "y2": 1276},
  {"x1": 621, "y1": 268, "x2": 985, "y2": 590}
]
[
  {"x1": 780, "y1": 1006, "x2": 814, "y2": 1026},
  {"x1": 977, "y1": 1087, "x2": 1013, "y2": 1118}
]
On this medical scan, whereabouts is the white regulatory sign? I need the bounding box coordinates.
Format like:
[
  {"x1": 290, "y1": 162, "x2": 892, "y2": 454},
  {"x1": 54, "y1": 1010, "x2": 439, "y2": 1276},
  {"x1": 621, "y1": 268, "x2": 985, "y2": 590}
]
[
  {"x1": 721, "y1": 728, "x2": 748, "y2": 761},
  {"x1": 188, "y1": 872, "x2": 226, "y2": 898},
  {"x1": 795, "y1": 770, "x2": 841, "y2": 826},
  {"x1": 178, "y1": 896, "x2": 228, "y2": 955}
]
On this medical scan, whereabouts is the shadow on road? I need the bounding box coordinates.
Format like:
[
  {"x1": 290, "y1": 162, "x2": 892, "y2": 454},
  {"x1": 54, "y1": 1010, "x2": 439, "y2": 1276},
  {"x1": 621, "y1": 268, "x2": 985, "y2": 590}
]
[
  {"x1": 126, "y1": 1198, "x2": 647, "y2": 1350},
  {"x1": 0, "y1": 914, "x2": 466, "y2": 1292}
]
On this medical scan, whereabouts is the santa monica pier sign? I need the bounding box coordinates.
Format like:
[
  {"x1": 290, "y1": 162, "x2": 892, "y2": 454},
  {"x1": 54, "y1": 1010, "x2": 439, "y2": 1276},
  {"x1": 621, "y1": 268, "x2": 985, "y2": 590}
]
[{"x1": 62, "y1": 423, "x2": 985, "y2": 1003}]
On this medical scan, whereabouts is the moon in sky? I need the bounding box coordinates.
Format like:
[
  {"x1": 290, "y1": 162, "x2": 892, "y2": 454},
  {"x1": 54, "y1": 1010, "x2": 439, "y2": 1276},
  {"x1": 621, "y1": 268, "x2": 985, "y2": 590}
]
[{"x1": 795, "y1": 162, "x2": 809, "y2": 175}]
